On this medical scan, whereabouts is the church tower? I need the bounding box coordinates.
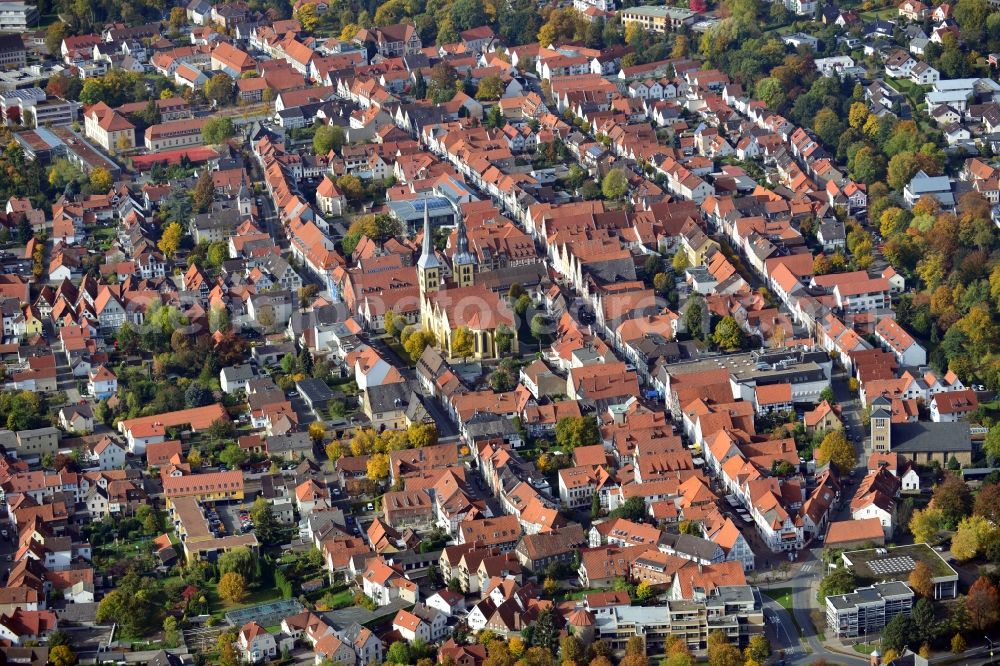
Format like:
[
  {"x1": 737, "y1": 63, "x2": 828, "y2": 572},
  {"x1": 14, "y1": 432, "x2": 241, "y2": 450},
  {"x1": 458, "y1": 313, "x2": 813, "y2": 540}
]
[
  {"x1": 417, "y1": 199, "x2": 440, "y2": 294},
  {"x1": 452, "y1": 215, "x2": 477, "y2": 288},
  {"x1": 237, "y1": 181, "x2": 252, "y2": 217},
  {"x1": 870, "y1": 393, "x2": 892, "y2": 453}
]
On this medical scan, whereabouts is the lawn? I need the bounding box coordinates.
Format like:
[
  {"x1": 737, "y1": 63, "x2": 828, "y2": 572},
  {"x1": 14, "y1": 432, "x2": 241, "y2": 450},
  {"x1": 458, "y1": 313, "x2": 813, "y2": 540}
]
[
  {"x1": 853, "y1": 641, "x2": 881, "y2": 655},
  {"x1": 764, "y1": 587, "x2": 794, "y2": 610},
  {"x1": 860, "y1": 7, "x2": 898, "y2": 20},
  {"x1": 206, "y1": 582, "x2": 285, "y2": 620},
  {"x1": 559, "y1": 588, "x2": 609, "y2": 602},
  {"x1": 313, "y1": 587, "x2": 355, "y2": 610}
]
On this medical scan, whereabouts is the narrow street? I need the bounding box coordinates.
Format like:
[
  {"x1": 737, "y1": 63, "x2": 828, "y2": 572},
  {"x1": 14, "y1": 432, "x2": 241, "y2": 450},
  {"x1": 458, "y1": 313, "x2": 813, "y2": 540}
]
[{"x1": 832, "y1": 366, "x2": 869, "y2": 474}]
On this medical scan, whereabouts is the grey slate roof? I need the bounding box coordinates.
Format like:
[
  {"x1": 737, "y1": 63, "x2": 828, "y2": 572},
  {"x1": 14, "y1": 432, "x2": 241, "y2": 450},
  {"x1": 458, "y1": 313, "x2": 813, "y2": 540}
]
[
  {"x1": 464, "y1": 412, "x2": 517, "y2": 439},
  {"x1": 365, "y1": 382, "x2": 413, "y2": 413},
  {"x1": 221, "y1": 364, "x2": 255, "y2": 383},
  {"x1": 661, "y1": 532, "x2": 723, "y2": 562},
  {"x1": 893, "y1": 422, "x2": 972, "y2": 453},
  {"x1": 297, "y1": 378, "x2": 335, "y2": 404},
  {"x1": 266, "y1": 432, "x2": 312, "y2": 454}
]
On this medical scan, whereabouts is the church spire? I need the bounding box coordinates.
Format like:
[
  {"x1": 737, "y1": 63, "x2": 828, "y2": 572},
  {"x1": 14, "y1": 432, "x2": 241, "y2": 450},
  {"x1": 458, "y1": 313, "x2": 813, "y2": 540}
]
[
  {"x1": 455, "y1": 215, "x2": 471, "y2": 257},
  {"x1": 452, "y1": 213, "x2": 476, "y2": 288},
  {"x1": 417, "y1": 198, "x2": 440, "y2": 270}
]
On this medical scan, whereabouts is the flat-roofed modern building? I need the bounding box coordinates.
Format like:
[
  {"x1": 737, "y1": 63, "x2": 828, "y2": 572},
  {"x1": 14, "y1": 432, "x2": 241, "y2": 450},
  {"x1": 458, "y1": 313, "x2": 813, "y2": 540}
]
[
  {"x1": 619, "y1": 6, "x2": 697, "y2": 33},
  {"x1": 0, "y1": 88, "x2": 76, "y2": 127},
  {"x1": 841, "y1": 543, "x2": 959, "y2": 600},
  {"x1": 0, "y1": 2, "x2": 39, "y2": 33},
  {"x1": 825, "y1": 581, "x2": 914, "y2": 638},
  {"x1": 592, "y1": 585, "x2": 763, "y2": 654}
]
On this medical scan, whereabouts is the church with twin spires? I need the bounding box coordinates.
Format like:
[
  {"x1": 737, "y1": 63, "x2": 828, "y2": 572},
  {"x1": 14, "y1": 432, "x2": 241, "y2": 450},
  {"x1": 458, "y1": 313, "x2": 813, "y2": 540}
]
[{"x1": 416, "y1": 201, "x2": 519, "y2": 360}]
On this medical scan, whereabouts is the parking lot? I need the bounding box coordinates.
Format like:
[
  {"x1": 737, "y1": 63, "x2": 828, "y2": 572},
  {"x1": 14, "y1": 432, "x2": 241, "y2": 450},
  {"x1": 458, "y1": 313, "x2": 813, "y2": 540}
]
[{"x1": 217, "y1": 501, "x2": 255, "y2": 537}]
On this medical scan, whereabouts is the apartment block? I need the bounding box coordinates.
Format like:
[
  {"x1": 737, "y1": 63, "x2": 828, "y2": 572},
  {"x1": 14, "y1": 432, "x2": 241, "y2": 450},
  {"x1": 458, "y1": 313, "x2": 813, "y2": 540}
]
[
  {"x1": 825, "y1": 581, "x2": 913, "y2": 638},
  {"x1": 593, "y1": 586, "x2": 763, "y2": 654},
  {"x1": 0, "y1": 2, "x2": 38, "y2": 32}
]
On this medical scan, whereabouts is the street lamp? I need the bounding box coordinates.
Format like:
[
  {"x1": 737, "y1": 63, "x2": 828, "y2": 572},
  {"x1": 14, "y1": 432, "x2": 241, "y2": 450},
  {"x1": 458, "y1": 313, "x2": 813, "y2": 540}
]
[{"x1": 986, "y1": 636, "x2": 996, "y2": 659}]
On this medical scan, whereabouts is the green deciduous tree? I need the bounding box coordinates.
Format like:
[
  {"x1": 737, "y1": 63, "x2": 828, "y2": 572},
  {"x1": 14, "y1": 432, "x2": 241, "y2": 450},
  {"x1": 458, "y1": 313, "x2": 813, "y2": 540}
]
[
  {"x1": 850, "y1": 146, "x2": 886, "y2": 185},
  {"x1": 530, "y1": 313, "x2": 552, "y2": 341},
  {"x1": 476, "y1": 74, "x2": 504, "y2": 101},
  {"x1": 313, "y1": 124, "x2": 345, "y2": 155},
  {"x1": 495, "y1": 324, "x2": 514, "y2": 355},
  {"x1": 685, "y1": 295, "x2": 704, "y2": 340},
  {"x1": 712, "y1": 316, "x2": 744, "y2": 351},
  {"x1": 755, "y1": 77, "x2": 785, "y2": 110},
  {"x1": 201, "y1": 116, "x2": 235, "y2": 144},
  {"x1": 218, "y1": 546, "x2": 255, "y2": 581},
  {"x1": 812, "y1": 107, "x2": 844, "y2": 148},
  {"x1": 219, "y1": 443, "x2": 247, "y2": 470},
  {"x1": 610, "y1": 496, "x2": 646, "y2": 521},
  {"x1": 162, "y1": 616, "x2": 181, "y2": 648},
  {"x1": 249, "y1": 495, "x2": 278, "y2": 545},
  {"x1": 555, "y1": 415, "x2": 600, "y2": 451},
  {"x1": 205, "y1": 73, "x2": 235, "y2": 106},
  {"x1": 818, "y1": 568, "x2": 857, "y2": 601},
  {"x1": 601, "y1": 169, "x2": 629, "y2": 200}
]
